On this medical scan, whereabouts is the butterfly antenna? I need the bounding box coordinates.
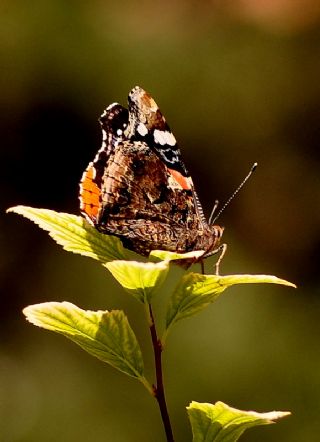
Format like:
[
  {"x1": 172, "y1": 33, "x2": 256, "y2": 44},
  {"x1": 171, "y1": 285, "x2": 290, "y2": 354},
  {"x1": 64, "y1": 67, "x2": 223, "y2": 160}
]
[{"x1": 209, "y1": 162, "x2": 258, "y2": 225}]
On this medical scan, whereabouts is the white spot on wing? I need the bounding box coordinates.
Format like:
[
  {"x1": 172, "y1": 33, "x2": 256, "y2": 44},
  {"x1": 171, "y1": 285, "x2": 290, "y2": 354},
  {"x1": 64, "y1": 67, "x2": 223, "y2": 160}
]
[
  {"x1": 162, "y1": 155, "x2": 176, "y2": 164},
  {"x1": 116, "y1": 129, "x2": 123, "y2": 136},
  {"x1": 154, "y1": 129, "x2": 176, "y2": 146},
  {"x1": 137, "y1": 122, "x2": 148, "y2": 136}
]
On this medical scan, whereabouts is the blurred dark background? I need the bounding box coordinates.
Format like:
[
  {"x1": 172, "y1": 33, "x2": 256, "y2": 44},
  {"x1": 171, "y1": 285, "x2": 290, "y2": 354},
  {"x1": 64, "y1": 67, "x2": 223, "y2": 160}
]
[{"x1": 1, "y1": 1, "x2": 320, "y2": 441}]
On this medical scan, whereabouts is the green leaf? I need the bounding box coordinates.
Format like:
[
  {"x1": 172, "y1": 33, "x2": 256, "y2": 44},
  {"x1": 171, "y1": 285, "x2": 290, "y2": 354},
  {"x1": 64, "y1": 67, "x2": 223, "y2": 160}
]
[
  {"x1": 165, "y1": 273, "x2": 296, "y2": 337},
  {"x1": 149, "y1": 249, "x2": 205, "y2": 263},
  {"x1": 7, "y1": 205, "x2": 125, "y2": 262},
  {"x1": 105, "y1": 260, "x2": 170, "y2": 303},
  {"x1": 23, "y1": 302, "x2": 151, "y2": 389},
  {"x1": 187, "y1": 401, "x2": 290, "y2": 442}
]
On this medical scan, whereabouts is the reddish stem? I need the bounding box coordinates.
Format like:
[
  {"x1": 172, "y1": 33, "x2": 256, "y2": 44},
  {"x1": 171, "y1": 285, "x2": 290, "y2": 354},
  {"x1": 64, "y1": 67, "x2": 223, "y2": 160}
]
[{"x1": 148, "y1": 304, "x2": 174, "y2": 442}]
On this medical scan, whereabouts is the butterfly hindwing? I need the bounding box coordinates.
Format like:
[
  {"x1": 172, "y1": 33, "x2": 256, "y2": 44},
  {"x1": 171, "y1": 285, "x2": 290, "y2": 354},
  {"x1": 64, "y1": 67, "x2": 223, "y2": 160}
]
[{"x1": 79, "y1": 103, "x2": 128, "y2": 224}]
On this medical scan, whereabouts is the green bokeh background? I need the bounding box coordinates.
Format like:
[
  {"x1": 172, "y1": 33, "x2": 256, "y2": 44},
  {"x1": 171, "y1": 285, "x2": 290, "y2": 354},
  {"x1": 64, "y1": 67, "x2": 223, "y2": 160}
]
[{"x1": 1, "y1": 1, "x2": 320, "y2": 441}]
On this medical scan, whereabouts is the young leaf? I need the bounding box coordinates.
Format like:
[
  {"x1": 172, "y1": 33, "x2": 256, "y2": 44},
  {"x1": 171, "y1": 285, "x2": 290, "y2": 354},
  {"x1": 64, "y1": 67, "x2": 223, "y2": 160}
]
[
  {"x1": 164, "y1": 273, "x2": 296, "y2": 338},
  {"x1": 105, "y1": 260, "x2": 169, "y2": 303},
  {"x1": 187, "y1": 401, "x2": 290, "y2": 442},
  {"x1": 149, "y1": 249, "x2": 205, "y2": 263},
  {"x1": 7, "y1": 206, "x2": 125, "y2": 262},
  {"x1": 23, "y1": 302, "x2": 151, "y2": 389}
]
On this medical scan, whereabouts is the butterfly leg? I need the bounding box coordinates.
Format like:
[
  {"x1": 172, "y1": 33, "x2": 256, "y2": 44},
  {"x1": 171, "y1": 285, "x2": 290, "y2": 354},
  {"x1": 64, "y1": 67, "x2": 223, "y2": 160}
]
[
  {"x1": 214, "y1": 243, "x2": 227, "y2": 275},
  {"x1": 201, "y1": 243, "x2": 227, "y2": 275}
]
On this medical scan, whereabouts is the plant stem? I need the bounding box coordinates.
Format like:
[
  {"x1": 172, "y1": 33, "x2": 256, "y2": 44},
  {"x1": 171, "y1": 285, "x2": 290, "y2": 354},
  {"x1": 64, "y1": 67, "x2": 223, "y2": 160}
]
[{"x1": 148, "y1": 303, "x2": 174, "y2": 442}]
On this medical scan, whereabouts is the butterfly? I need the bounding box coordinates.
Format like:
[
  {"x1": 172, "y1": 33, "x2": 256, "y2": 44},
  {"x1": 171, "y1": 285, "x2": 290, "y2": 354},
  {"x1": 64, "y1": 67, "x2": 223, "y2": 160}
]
[{"x1": 79, "y1": 86, "x2": 224, "y2": 271}]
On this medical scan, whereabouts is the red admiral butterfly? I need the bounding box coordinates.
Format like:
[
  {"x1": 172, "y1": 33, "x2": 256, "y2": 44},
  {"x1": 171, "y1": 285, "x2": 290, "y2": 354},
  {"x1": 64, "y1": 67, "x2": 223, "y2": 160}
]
[{"x1": 79, "y1": 86, "x2": 224, "y2": 270}]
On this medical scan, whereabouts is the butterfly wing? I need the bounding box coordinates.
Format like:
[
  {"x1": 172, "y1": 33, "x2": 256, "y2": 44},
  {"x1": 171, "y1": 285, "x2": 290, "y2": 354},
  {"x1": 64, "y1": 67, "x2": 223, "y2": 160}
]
[
  {"x1": 126, "y1": 86, "x2": 209, "y2": 225},
  {"x1": 79, "y1": 86, "x2": 222, "y2": 258},
  {"x1": 95, "y1": 140, "x2": 207, "y2": 255},
  {"x1": 79, "y1": 103, "x2": 128, "y2": 224},
  {"x1": 125, "y1": 86, "x2": 188, "y2": 176}
]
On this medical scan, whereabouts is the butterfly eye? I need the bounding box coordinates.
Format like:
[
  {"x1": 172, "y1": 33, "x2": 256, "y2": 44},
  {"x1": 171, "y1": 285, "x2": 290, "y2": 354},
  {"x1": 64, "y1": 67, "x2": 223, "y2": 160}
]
[{"x1": 215, "y1": 226, "x2": 224, "y2": 238}]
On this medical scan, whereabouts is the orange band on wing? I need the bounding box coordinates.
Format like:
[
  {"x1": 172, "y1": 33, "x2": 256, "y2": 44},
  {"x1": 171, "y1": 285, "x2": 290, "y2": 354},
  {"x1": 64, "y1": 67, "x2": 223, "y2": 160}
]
[
  {"x1": 167, "y1": 167, "x2": 192, "y2": 190},
  {"x1": 79, "y1": 164, "x2": 101, "y2": 221}
]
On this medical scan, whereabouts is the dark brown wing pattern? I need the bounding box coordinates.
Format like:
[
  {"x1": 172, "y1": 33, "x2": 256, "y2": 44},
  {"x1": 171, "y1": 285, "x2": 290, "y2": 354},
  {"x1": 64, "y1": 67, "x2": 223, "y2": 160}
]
[{"x1": 79, "y1": 86, "x2": 223, "y2": 261}]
